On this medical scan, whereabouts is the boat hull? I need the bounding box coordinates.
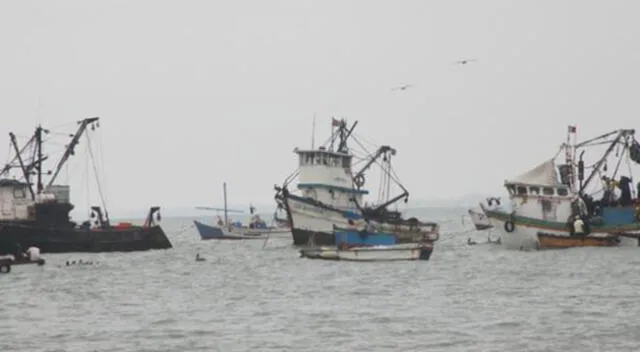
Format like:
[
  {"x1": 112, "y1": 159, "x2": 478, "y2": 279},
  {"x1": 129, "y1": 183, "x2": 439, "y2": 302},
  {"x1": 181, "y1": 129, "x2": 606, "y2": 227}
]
[
  {"x1": 193, "y1": 220, "x2": 269, "y2": 240},
  {"x1": 482, "y1": 207, "x2": 640, "y2": 250},
  {"x1": 292, "y1": 228, "x2": 335, "y2": 246},
  {"x1": 282, "y1": 194, "x2": 438, "y2": 246},
  {"x1": 299, "y1": 244, "x2": 434, "y2": 262},
  {"x1": 537, "y1": 232, "x2": 619, "y2": 249},
  {"x1": 0, "y1": 222, "x2": 172, "y2": 254},
  {"x1": 283, "y1": 194, "x2": 354, "y2": 245}
]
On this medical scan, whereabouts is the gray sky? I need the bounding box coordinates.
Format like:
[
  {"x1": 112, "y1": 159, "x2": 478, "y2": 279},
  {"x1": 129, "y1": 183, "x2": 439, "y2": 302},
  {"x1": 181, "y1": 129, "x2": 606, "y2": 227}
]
[{"x1": 1, "y1": 1, "x2": 639, "y2": 218}]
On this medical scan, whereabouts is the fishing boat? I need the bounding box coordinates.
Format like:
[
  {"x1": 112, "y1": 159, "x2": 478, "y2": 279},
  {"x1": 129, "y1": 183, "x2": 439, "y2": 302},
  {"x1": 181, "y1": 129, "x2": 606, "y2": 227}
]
[
  {"x1": 480, "y1": 125, "x2": 640, "y2": 250},
  {"x1": 275, "y1": 117, "x2": 437, "y2": 246},
  {"x1": 0, "y1": 117, "x2": 172, "y2": 254},
  {"x1": 194, "y1": 182, "x2": 288, "y2": 240},
  {"x1": 299, "y1": 243, "x2": 434, "y2": 262},
  {"x1": 0, "y1": 246, "x2": 46, "y2": 273},
  {"x1": 299, "y1": 224, "x2": 438, "y2": 261}
]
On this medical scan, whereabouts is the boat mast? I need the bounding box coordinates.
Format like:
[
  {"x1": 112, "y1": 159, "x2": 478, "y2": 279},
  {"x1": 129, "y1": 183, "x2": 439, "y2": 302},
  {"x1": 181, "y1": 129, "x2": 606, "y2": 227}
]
[
  {"x1": 565, "y1": 125, "x2": 577, "y2": 193},
  {"x1": 35, "y1": 125, "x2": 44, "y2": 194},
  {"x1": 223, "y1": 182, "x2": 228, "y2": 226},
  {"x1": 9, "y1": 132, "x2": 35, "y2": 200}
]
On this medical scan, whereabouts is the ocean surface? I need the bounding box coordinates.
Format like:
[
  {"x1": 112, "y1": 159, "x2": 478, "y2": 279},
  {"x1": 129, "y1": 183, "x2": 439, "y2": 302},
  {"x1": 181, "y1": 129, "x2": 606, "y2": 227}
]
[{"x1": 2, "y1": 207, "x2": 640, "y2": 352}]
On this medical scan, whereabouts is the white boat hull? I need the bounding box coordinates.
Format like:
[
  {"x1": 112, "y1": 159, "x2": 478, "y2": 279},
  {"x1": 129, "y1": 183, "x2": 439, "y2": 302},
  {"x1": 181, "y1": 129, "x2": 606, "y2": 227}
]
[
  {"x1": 285, "y1": 195, "x2": 355, "y2": 245},
  {"x1": 486, "y1": 213, "x2": 640, "y2": 250},
  {"x1": 300, "y1": 243, "x2": 434, "y2": 262}
]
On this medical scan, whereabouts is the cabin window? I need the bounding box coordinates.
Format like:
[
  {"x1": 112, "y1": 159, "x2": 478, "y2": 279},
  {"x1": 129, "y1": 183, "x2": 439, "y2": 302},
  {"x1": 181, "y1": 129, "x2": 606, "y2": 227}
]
[
  {"x1": 557, "y1": 188, "x2": 569, "y2": 196},
  {"x1": 13, "y1": 187, "x2": 26, "y2": 199},
  {"x1": 529, "y1": 186, "x2": 540, "y2": 195},
  {"x1": 542, "y1": 187, "x2": 554, "y2": 196},
  {"x1": 342, "y1": 157, "x2": 350, "y2": 169},
  {"x1": 516, "y1": 186, "x2": 527, "y2": 195}
]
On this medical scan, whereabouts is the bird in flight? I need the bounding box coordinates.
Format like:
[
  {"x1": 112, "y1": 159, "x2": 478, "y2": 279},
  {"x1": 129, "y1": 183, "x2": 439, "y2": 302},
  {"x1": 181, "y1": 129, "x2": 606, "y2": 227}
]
[
  {"x1": 454, "y1": 59, "x2": 477, "y2": 65},
  {"x1": 391, "y1": 84, "x2": 413, "y2": 91}
]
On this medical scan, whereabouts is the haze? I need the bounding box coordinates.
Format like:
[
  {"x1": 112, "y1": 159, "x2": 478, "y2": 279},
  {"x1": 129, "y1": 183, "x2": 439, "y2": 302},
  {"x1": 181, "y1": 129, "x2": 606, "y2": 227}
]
[{"x1": 1, "y1": 0, "x2": 639, "y2": 219}]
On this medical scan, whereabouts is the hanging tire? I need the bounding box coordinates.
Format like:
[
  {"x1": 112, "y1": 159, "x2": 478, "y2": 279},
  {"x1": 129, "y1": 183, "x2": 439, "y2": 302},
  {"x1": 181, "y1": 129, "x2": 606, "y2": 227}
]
[
  {"x1": 504, "y1": 220, "x2": 515, "y2": 233},
  {"x1": 354, "y1": 174, "x2": 365, "y2": 188}
]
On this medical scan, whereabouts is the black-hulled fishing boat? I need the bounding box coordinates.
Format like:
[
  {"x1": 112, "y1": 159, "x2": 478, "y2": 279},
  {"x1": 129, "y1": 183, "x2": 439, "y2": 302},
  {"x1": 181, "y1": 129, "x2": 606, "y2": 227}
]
[{"x1": 0, "y1": 117, "x2": 172, "y2": 254}]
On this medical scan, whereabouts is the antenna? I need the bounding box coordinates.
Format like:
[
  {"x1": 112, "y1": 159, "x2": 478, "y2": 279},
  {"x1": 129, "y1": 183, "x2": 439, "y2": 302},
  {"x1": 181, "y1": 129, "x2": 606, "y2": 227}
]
[{"x1": 311, "y1": 112, "x2": 316, "y2": 149}]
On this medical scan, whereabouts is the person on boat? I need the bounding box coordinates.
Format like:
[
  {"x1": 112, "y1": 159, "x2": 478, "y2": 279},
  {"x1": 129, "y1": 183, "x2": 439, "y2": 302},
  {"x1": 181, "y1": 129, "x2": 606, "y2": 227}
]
[
  {"x1": 617, "y1": 176, "x2": 632, "y2": 206},
  {"x1": 364, "y1": 220, "x2": 375, "y2": 233},
  {"x1": 572, "y1": 216, "x2": 585, "y2": 236},
  {"x1": 601, "y1": 176, "x2": 619, "y2": 206},
  {"x1": 15, "y1": 243, "x2": 27, "y2": 261}
]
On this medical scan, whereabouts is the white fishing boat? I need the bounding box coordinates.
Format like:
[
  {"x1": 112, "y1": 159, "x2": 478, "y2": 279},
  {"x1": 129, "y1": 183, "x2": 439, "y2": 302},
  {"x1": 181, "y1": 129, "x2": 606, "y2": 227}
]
[
  {"x1": 275, "y1": 117, "x2": 437, "y2": 246},
  {"x1": 480, "y1": 126, "x2": 640, "y2": 250}
]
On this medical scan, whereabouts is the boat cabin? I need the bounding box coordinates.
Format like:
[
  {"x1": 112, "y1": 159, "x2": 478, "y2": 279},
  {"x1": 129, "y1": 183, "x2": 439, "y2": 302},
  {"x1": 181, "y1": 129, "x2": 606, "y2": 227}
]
[
  {"x1": 0, "y1": 179, "x2": 72, "y2": 221},
  {"x1": 501, "y1": 159, "x2": 579, "y2": 222},
  {"x1": 294, "y1": 147, "x2": 367, "y2": 209},
  {"x1": 504, "y1": 158, "x2": 640, "y2": 226},
  {"x1": 0, "y1": 179, "x2": 34, "y2": 221}
]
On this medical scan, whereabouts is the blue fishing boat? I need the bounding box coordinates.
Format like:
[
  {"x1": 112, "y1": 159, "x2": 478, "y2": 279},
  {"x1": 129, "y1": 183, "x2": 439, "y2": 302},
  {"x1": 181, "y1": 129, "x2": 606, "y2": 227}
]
[
  {"x1": 193, "y1": 220, "x2": 268, "y2": 240},
  {"x1": 194, "y1": 182, "x2": 289, "y2": 240}
]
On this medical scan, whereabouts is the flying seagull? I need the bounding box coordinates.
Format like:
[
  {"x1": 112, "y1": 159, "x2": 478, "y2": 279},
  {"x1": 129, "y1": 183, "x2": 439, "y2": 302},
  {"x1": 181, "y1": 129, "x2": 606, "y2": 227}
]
[
  {"x1": 454, "y1": 59, "x2": 477, "y2": 65},
  {"x1": 391, "y1": 84, "x2": 413, "y2": 91}
]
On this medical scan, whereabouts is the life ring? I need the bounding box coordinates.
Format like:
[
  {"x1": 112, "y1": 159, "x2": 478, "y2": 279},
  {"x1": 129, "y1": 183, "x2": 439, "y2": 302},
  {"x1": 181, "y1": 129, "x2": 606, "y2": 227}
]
[
  {"x1": 354, "y1": 174, "x2": 365, "y2": 188},
  {"x1": 504, "y1": 220, "x2": 515, "y2": 233},
  {"x1": 0, "y1": 264, "x2": 10, "y2": 273}
]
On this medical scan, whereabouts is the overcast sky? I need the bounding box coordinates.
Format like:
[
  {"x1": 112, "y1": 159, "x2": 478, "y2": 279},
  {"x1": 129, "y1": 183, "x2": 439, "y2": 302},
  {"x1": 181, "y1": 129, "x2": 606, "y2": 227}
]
[{"x1": 1, "y1": 0, "x2": 639, "y2": 218}]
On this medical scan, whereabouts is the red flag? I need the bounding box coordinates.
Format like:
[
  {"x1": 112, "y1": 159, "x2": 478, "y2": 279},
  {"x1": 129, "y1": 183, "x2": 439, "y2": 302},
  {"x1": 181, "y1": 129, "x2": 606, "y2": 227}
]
[
  {"x1": 568, "y1": 125, "x2": 576, "y2": 133},
  {"x1": 332, "y1": 117, "x2": 342, "y2": 127}
]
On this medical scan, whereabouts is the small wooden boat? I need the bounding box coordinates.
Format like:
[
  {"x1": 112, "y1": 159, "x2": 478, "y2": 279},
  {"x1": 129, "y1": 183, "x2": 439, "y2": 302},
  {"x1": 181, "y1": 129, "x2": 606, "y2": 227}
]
[
  {"x1": 299, "y1": 243, "x2": 434, "y2": 262},
  {"x1": 536, "y1": 232, "x2": 619, "y2": 249},
  {"x1": 298, "y1": 225, "x2": 438, "y2": 262},
  {"x1": 0, "y1": 247, "x2": 46, "y2": 273}
]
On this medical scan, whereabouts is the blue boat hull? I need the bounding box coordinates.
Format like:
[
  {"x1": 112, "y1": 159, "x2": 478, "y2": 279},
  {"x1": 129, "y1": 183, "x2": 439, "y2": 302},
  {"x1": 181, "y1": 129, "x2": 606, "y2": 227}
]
[
  {"x1": 193, "y1": 220, "x2": 266, "y2": 240},
  {"x1": 334, "y1": 228, "x2": 397, "y2": 247}
]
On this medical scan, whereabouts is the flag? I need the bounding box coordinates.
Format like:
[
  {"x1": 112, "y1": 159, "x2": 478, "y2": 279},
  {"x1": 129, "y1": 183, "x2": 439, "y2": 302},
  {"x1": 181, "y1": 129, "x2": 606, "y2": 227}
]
[
  {"x1": 568, "y1": 125, "x2": 576, "y2": 133},
  {"x1": 332, "y1": 117, "x2": 342, "y2": 127}
]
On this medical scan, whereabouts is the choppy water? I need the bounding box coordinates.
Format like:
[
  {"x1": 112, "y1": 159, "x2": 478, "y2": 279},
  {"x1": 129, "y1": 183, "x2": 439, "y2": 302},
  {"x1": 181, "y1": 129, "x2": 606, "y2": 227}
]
[{"x1": 2, "y1": 208, "x2": 640, "y2": 352}]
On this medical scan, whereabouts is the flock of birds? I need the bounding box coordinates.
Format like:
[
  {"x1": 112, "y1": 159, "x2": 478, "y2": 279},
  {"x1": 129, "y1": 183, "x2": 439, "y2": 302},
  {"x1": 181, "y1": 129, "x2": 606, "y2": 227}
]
[{"x1": 391, "y1": 58, "x2": 477, "y2": 92}]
